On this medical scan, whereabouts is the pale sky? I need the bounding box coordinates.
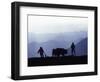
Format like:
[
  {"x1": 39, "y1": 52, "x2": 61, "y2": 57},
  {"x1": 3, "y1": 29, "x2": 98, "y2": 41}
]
[{"x1": 28, "y1": 15, "x2": 88, "y2": 34}]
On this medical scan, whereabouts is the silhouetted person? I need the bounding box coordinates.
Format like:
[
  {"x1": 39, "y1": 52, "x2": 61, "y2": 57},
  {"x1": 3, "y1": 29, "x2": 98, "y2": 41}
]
[
  {"x1": 71, "y1": 42, "x2": 76, "y2": 56},
  {"x1": 37, "y1": 47, "x2": 45, "y2": 58}
]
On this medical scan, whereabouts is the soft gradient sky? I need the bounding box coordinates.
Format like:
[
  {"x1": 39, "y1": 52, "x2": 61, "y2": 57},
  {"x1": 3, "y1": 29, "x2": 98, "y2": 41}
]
[{"x1": 28, "y1": 15, "x2": 88, "y2": 34}]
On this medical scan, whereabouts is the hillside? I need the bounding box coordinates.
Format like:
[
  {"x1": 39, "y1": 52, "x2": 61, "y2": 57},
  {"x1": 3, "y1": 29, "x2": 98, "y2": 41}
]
[
  {"x1": 67, "y1": 38, "x2": 87, "y2": 56},
  {"x1": 28, "y1": 56, "x2": 87, "y2": 66},
  {"x1": 28, "y1": 32, "x2": 87, "y2": 58}
]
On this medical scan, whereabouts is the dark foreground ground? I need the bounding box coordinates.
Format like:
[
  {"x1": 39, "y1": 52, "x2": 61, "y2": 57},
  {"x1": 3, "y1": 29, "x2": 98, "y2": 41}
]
[{"x1": 28, "y1": 55, "x2": 87, "y2": 67}]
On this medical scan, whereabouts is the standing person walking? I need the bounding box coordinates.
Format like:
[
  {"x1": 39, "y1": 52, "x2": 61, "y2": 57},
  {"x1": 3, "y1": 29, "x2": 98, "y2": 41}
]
[
  {"x1": 37, "y1": 47, "x2": 45, "y2": 58},
  {"x1": 71, "y1": 42, "x2": 76, "y2": 56}
]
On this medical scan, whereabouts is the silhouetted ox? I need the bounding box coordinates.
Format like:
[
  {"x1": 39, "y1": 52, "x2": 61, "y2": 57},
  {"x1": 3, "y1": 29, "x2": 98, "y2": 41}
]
[{"x1": 52, "y1": 48, "x2": 67, "y2": 57}]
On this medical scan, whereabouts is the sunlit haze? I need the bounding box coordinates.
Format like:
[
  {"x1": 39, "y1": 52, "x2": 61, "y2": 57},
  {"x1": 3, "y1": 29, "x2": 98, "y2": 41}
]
[{"x1": 28, "y1": 15, "x2": 88, "y2": 34}]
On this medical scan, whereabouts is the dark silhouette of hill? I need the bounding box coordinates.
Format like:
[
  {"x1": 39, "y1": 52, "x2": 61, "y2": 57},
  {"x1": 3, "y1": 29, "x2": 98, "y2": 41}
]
[
  {"x1": 28, "y1": 55, "x2": 87, "y2": 66},
  {"x1": 75, "y1": 38, "x2": 87, "y2": 55}
]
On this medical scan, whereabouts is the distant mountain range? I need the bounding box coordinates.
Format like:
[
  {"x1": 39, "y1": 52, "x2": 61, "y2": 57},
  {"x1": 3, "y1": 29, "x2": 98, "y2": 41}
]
[
  {"x1": 28, "y1": 31, "x2": 87, "y2": 43},
  {"x1": 28, "y1": 31, "x2": 87, "y2": 58}
]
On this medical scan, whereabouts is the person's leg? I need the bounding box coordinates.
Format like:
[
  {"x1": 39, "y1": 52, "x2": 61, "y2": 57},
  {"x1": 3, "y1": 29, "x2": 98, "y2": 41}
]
[
  {"x1": 72, "y1": 49, "x2": 74, "y2": 56},
  {"x1": 74, "y1": 49, "x2": 76, "y2": 56},
  {"x1": 71, "y1": 49, "x2": 73, "y2": 56},
  {"x1": 42, "y1": 53, "x2": 44, "y2": 58},
  {"x1": 40, "y1": 53, "x2": 44, "y2": 58},
  {"x1": 40, "y1": 53, "x2": 42, "y2": 58}
]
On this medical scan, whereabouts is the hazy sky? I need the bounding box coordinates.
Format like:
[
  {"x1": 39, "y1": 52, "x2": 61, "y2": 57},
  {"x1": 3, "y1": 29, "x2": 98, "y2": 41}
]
[{"x1": 28, "y1": 15, "x2": 88, "y2": 34}]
